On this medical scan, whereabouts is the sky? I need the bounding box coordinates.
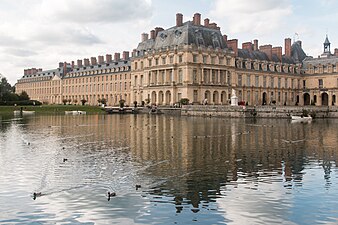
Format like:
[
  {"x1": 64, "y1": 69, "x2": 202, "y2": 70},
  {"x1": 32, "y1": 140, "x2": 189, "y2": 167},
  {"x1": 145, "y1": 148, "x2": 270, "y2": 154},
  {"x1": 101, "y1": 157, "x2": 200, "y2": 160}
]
[{"x1": 1, "y1": 0, "x2": 338, "y2": 85}]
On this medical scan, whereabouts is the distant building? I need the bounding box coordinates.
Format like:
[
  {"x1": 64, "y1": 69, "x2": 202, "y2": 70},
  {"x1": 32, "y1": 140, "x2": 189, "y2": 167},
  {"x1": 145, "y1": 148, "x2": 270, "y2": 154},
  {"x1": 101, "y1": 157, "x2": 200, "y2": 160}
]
[{"x1": 15, "y1": 13, "x2": 338, "y2": 106}]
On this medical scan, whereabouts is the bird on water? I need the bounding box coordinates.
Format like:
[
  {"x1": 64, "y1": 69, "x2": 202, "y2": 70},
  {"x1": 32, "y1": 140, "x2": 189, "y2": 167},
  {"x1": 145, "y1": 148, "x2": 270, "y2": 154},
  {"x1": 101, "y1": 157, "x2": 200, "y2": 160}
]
[{"x1": 107, "y1": 191, "x2": 116, "y2": 201}]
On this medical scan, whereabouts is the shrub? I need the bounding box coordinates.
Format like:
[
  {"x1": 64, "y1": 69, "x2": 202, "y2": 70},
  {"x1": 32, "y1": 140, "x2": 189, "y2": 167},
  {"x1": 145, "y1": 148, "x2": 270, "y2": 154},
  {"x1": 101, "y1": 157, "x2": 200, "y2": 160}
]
[{"x1": 180, "y1": 98, "x2": 190, "y2": 105}]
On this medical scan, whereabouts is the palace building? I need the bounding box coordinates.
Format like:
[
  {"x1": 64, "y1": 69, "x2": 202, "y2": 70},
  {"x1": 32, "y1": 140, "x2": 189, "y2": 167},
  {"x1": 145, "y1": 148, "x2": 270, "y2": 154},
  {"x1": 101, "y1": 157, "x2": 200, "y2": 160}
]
[{"x1": 15, "y1": 13, "x2": 338, "y2": 107}]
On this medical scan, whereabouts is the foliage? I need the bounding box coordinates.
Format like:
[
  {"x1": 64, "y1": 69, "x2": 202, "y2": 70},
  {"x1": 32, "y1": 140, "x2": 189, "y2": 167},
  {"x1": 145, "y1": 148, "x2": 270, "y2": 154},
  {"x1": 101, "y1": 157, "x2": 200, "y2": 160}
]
[
  {"x1": 180, "y1": 98, "x2": 190, "y2": 105},
  {"x1": 18, "y1": 91, "x2": 30, "y2": 101},
  {"x1": 81, "y1": 99, "x2": 87, "y2": 106},
  {"x1": 62, "y1": 99, "x2": 68, "y2": 105},
  {"x1": 119, "y1": 99, "x2": 125, "y2": 108},
  {"x1": 0, "y1": 100, "x2": 41, "y2": 106}
]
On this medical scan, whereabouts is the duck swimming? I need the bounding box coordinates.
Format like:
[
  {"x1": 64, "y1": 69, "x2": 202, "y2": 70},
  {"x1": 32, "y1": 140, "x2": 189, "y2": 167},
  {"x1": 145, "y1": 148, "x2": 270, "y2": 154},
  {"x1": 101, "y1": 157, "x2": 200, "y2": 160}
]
[
  {"x1": 107, "y1": 191, "x2": 116, "y2": 201},
  {"x1": 135, "y1": 184, "x2": 141, "y2": 190},
  {"x1": 33, "y1": 192, "x2": 42, "y2": 200}
]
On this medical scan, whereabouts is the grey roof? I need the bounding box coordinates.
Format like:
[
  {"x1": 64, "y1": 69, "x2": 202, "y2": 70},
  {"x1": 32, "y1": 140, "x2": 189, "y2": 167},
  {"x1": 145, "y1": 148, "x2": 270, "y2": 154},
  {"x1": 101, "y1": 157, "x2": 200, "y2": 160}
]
[
  {"x1": 291, "y1": 41, "x2": 307, "y2": 63},
  {"x1": 136, "y1": 21, "x2": 226, "y2": 54},
  {"x1": 302, "y1": 55, "x2": 338, "y2": 69},
  {"x1": 21, "y1": 68, "x2": 59, "y2": 79},
  {"x1": 238, "y1": 41, "x2": 306, "y2": 64},
  {"x1": 324, "y1": 35, "x2": 330, "y2": 45}
]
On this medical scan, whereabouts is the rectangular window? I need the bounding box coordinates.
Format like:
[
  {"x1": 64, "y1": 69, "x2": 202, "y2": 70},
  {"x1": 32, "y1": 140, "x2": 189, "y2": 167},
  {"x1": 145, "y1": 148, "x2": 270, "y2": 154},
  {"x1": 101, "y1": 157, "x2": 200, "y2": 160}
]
[
  {"x1": 178, "y1": 93, "x2": 182, "y2": 101},
  {"x1": 193, "y1": 55, "x2": 198, "y2": 63},
  {"x1": 140, "y1": 75, "x2": 143, "y2": 86},
  {"x1": 178, "y1": 55, "x2": 183, "y2": 63},
  {"x1": 219, "y1": 57, "x2": 224, "y2": 64},
  {"x1": 263, "y1": 76, "x2": 267, "y2": 88},
  {"x1": 270, "y1": 77, "x2": 274, "y2": 88},
  {"x1": 169, "y1": 70, "x2": 173, "y2": 83},
  {"x1": 178, "y1": 70, "x2": 183, "y2": 83},
  {"x1": 238, "y1": 74, "x2": 242, "y2": 86},
  {"x1": 193, "y1": 90, "x2": 198, "y2": 102},
  {"x1": 303, "y1": 80, "x2": 306, "y2": 88},
  {"x1": 148, "y1": 59, "x2": 152, "y2": 67},
  {"x1": 211, "y1": 57, "x2": 216, "y2": 64},
  {"x1": 227, "y1": 71, "x2": 231, "y2": 85},
  {"x1": 170, "y1": 56, "x2": 174, "y2": 64},
  {"x1": 319, "y1": 79, "x2": 323, "y2": 88},
  {"x1": 162, "y1": 57, "x2": 166, "y2": 65},
  {"x1": 155, "y1": 58, "x2": 159, "y2": 65},
  {"x1": 255, "y1": 76, "x2": 259, "y2": 87},
  {"x1": 285, "y1": 78, "x2": 288, "y2": 89},
  {"x1": 193, "y1": 69, "x2": 198, "y2": 83},
  {"x1": 203, "y1": 56, "x2": 207, "y2": 64},
  {"x1": 246, "y1": 75, "x2": 251, "y2": 86},
  {"x1": 278, "y1": 78, "x2": 281, "y2": 89}
]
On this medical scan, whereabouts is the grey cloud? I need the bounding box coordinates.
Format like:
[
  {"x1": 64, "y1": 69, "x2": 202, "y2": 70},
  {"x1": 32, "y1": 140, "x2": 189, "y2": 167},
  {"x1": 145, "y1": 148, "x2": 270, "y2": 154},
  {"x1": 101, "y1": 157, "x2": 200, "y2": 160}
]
[
  {"x1": 4, "y1": 48, "x2": 38, "y2": 57},
  {"x1": 44, "y1": 0, "x2": 152, "y2": 24}
]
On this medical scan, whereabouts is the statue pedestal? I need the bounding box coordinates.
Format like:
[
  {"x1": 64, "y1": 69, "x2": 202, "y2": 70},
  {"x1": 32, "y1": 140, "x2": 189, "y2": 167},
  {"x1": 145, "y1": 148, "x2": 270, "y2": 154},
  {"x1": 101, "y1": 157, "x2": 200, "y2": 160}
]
[{"x1": 231, "y1": 96, "x2": 238, "y2": 106}]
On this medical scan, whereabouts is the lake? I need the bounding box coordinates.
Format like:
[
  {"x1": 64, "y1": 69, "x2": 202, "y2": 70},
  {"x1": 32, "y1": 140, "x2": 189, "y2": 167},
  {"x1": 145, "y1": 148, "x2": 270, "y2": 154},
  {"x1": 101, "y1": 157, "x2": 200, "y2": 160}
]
[{"x1": 0, "y1": 114, "x2": 337, "y2": 224}]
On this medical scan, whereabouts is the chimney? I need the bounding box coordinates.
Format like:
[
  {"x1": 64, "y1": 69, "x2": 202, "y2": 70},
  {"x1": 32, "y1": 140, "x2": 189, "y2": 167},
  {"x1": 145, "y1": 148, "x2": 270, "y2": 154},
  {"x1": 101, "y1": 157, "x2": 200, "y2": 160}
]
[
  {"x1": 106, "y1": 54, "x2": 112, "y2": 63},
  {"x1": 209, "y1": 22, "x2": 217, "y2": 29},
  {"x1": 90, "y1": 57, "x2": 97, "y2": 65},
  {"x1": 176, "y1": 13, "x2": 183, "y2": 27},
  {"x1": 98, "y1": 55, "x2": 104, "y2": 64},
  {"x1": 285, "y1": 38, "x2": 291, "y2": 57},
  {"x1": 193, "y1": 13, "x2": 201, "y2": 26},
  {"x1": 84, "y1": 58, "x2": 90, "y2": 67},
  {"x1": 122, "y1": 51, "x2": 129, "y2": 60},
  {"x1": 150, "y1": 30, "x2": 155, "y2": 39},
  {"x1": 272, "y1": 46, "x2": 283, "y2": 61},
  {"x1": 71, "y1": 61, "x2": 75, "y2": 69},
  {"x1": 141, "y1": 33, "x2": 149, "y2": 42},
  {"x1": 253, "y1": 39, "x2": 258, "y2": 51},
  {"x1": 242, "y1": 42, "x2": 253, "y2": 52},
  {"x1": 259, "y1": 45, "x2": 273, "y2": 60},
  {"x1": 24, "y1": 69, "x2": 27, "y2": 75},
  {"x1": 132, "y1": 49, "x2": 137, "y2": 57},
  {"x1": 227, "y1": 39, "x2": 238, "y2": 56},
  {"x1": 154, "y1": 27, "x2": 164, "y2": 38},
  {"x1": 204, "y1": 18, "x2": 210, "y2": 27},
  {"x1": 38, "y1": 68, "x2": 43, "y2": 72},
  {"x1": 114, "y1": 53, "x2": 120, "y2": 61},
  {"x1": 77, "y1": 59, "x2": 83, "y2": 67},
  {"x1": 334, "y1": 48, "x2": 338, "y2": 56},
  {"x1": 59, "y1": 62, "x2": 63, "y2": 68},
  {"x1": 223, "y1": 35, "x2": 228, "y2": 43},
  {"x1": 63, "y1": 62, "x2": 67, "y2": 75}
]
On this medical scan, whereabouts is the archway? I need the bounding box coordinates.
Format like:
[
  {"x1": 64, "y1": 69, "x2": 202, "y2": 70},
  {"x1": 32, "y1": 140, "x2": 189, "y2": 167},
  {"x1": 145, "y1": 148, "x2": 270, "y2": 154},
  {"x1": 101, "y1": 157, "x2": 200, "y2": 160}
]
[
  {"x1": 151, "y1": 91, "x2": 157, "y2": 104},
  {"x1": 204, "y1": 90, "x2": 211, "y2": 103},
  {"x1": 262, "y1": 92, "x2": 267, "y2": 105},
  {"x1": 213, "y1": 91, "x2": 219, "y2": 104},
  {"x1": 221, "y1": 91, "x2": 227, "y2": 104},
  {"x1": 158, "y1": 91, "x2": 164, "y2": 105},
  {"x1": 165, "y1": 91, "x2": 171, "y2": 105},
  {"x1": 333, "y1": 95, "x2": 336, "y2": 106},
  {"x1": 321, "y1": 93, "x2": 329, "y2": 106},
  {"x1": 303, "y1": 93, "x2": 310, "y2": 105}
]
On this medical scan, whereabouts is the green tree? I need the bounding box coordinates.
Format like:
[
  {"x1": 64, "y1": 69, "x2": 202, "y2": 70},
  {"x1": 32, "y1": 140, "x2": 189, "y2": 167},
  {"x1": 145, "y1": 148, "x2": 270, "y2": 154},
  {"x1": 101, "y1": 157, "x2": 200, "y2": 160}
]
[
  {"x1": 18, "y1": 91, "x2": 30, "y2": 101},
  {"x1": 0, "y1": 76, "x2": 14, "y2": 101}
]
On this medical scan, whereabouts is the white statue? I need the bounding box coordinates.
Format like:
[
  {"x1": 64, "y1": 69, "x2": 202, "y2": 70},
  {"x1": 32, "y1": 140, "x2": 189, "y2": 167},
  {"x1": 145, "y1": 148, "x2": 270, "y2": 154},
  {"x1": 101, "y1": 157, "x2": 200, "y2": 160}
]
[{"x1": 231, "y1": 89, "x2": 236, "y2": 97}]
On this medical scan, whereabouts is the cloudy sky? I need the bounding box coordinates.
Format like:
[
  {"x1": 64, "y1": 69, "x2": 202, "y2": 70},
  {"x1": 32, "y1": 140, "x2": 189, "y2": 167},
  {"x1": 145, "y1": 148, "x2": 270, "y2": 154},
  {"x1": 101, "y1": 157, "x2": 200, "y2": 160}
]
[{"x1": 1, "y1": 0, "x2": 338, "y2": 85}]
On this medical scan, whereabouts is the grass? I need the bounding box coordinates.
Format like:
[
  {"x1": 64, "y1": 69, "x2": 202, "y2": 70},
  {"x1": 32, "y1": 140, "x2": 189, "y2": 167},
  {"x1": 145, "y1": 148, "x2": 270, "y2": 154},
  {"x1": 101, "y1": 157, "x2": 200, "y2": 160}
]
[{"x1": 0, "y1": 105, "x2": 105, "y2": 115}]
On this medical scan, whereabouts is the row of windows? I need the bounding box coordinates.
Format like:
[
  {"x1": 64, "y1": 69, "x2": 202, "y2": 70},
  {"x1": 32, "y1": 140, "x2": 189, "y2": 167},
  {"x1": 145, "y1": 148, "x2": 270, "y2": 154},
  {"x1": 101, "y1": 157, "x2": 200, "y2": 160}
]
[
  {"x1": 66, "y1": 66, "x2": 131, "y2": 78},
  {"x1": 63, "y1": 82, "x2": 131, "y2": 94},
  {"x1": 236, "y1": 60, "x2": 298, "y2": 74},
  {"x1": 237, "y1": 74, "x2": 299, "y2": 89},
  {"x1": 64, "y1": 74, "x2": 131, "y2": 84}
]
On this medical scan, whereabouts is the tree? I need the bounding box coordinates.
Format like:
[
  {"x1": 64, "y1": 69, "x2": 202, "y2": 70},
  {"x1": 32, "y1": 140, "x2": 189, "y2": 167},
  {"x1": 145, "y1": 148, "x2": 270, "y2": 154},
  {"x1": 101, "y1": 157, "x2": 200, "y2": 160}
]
[
  {"x1": 0, "y1": 76, "x2": 14, "y2": 101},
  {"x1": 18, "y1": 91, "x2": 30, "y2": 101},
  {"x1": 180, "y1": 98, "x2": 190, "y2": 105},
  {"x1": 62, "y1": 99, "x2": 68, "y2": 105},
  {"x1": 81, "y1": 99, "x2": 87, "y2": 105},
  {"x1": 119, "y1": 99, "x2": 125, "y2": 108}
]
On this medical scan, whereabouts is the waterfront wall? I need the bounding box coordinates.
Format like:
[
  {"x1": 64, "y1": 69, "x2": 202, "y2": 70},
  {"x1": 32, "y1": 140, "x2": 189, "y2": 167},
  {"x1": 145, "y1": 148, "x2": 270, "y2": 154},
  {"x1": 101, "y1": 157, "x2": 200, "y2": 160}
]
[{"x1": 181, "y1": 105, "x2": 338, "y2": 118}]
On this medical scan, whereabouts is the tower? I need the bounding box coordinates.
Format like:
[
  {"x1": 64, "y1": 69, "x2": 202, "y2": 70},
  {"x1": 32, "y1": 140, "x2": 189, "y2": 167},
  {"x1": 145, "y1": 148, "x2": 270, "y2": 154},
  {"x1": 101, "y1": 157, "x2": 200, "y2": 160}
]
[{"x1": 323, "y1": 35, "x2": 331, "y2": 54}]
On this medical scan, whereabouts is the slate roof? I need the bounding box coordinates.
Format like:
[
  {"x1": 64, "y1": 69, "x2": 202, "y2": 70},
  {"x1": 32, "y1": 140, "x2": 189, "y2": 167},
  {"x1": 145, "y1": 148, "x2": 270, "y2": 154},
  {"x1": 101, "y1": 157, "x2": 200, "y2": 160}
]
[
  {"x1": 136, "y1": 21, "x2": 226, "y2": 54},
  {"x1": 302, "y1": 55, "x2": 338, "y2": 69}
]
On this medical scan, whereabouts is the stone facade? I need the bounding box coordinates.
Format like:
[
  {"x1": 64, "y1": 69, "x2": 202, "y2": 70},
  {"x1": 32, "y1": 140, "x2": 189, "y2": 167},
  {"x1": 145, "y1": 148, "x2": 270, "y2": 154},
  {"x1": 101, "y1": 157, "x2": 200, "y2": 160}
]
[{"x1": 15, "y1": 13, "x2": 338, "y2": 107}]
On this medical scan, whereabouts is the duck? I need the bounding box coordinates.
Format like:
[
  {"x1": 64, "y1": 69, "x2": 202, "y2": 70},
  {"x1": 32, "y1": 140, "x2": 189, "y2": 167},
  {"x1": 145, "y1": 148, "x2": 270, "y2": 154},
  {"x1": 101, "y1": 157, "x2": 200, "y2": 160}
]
[
  {"x1": 63, "y1": 158, "x2": 68, "y2": 162},
  {"x1": 135, "y1": 184, "x2": 141, "y2": 190},
  {"x1": 107, "y1": 191, "x2": 116, "y2": 201},
  {"x1": 33, "y1": 192, "x2": 42, "y2": 200}
]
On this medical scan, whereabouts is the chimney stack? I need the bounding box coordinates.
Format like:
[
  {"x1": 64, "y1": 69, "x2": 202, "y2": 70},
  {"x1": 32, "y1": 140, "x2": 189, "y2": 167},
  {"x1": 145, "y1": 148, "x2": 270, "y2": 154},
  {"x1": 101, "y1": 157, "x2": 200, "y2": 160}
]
[
  {"x1": 176, "y1": 13, "x2": 183, "y2": 27},
  {"x1": 141, "y1": 33, "x2": 149, "y2": 42},
  {"x1": 150, "y1": 30, "x2": 155, "y2": 39},
  {"x1": 90, "y1": 57, "x2": 97, "y2": 65},
  {"x1": 259, "y1": 45, "x2": 273, "y2": 60},
  {"x1": 334, "y1": 48, "x2": 338, "y2": 56},
  {"x1": 223, "y1": 34, "x2": 228, "y2": 43},
  {"x1": 98, "y1": 55, "x2": 104, "y2": 64},
  {"x1": 106, "y1": 54, "x2": 112, "y2": 63},
  {"x1": 63, "y1": 62, "x2": 67, "y2": 75},
  {"x1": 209, "y1": 22, "x2": 217, "y2": 29},
  {"x1": 84, "y1": 58, "x2": 90, "y2": 67},
  {"x1": 204, "y1": 18, "x2": 210, "y2": 27},
  {"x1": 227, "y1": 39, "x2": 238, "y2": 56},
  {"x1": 154, "y1": 27, "x2": 164, "y2": 38},
  {"x1": 272, "y1": 46, "x2": 283, "y2": 61},
  {"x1": 71, "y1": 61, "x2": 75, "y2": 69},
  {"x1": 253, "y1": 39, "x2": 258, "y2": 51},
  {"x1": 122, "y1": 51, "x2": 130, "y2": 60},
  {"x1": 77, "y1": 59, "x2": 83, "y2": 67},
  {"x1": 132, "y1": 49, "x2": 137, "y2": 57},
  {"x1": 38, "y1": 68, "x2": 43, "y2": 72},
  {"x1": 114, "y1": 53, "x2": 120, "y2": 61},
  {"x1": 193, "y1": 13, "x2": 201, "y2": 26},
  {"x1": 242, "y1": 42, "x2": 253, "y2": 52},
  {"x1": 59, "y1": 62, "x2": 63, "y2": 68},
  {"x1": 285, "y1": 38, "x2": 291, "y2": 57}
]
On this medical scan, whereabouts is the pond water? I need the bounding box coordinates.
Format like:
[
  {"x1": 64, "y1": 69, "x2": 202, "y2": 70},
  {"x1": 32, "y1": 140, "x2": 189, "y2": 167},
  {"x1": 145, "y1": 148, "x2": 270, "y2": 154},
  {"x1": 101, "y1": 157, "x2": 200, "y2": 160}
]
[{"x1": 0, "y1": 114, "x2": 338, "y2": 224}]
